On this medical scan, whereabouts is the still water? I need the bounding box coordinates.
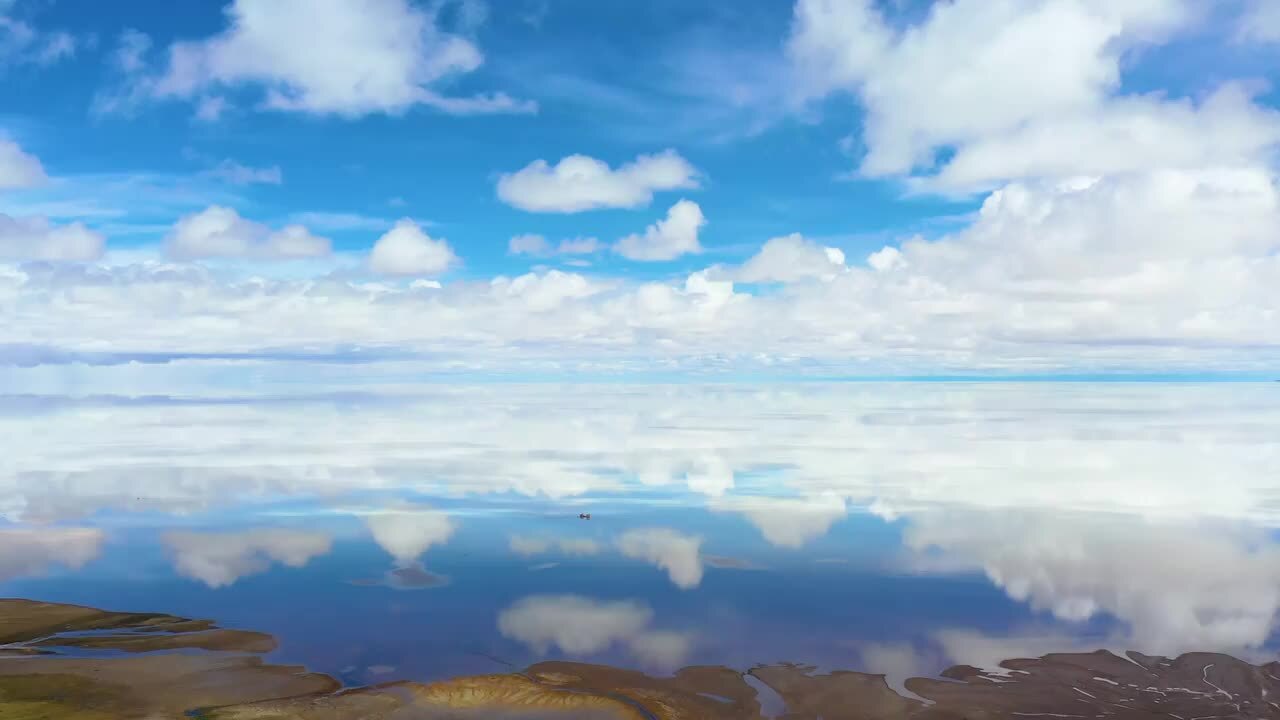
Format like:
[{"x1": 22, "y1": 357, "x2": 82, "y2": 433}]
[{"x1": 3, "y1": 383, "x2": 1279, "y2": 714}]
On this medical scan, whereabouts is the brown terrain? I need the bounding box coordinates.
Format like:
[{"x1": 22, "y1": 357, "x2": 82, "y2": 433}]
[{"x1": 2, "y1": 598, "x2": 1278, "y2": 719}]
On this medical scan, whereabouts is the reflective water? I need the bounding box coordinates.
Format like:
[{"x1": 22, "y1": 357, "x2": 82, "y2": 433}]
[{"x1": 3, "y1": 383, "x2": 1278, "y2": 695}]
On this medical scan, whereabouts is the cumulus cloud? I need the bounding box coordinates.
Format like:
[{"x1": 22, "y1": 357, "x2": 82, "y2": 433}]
[
  {"x1": 0, "y1": 139, "x2": 46, "y2": 189},
  {"x1": 498, "y1": 594, "x2": 692, "y2": 668},
  {"x1": 0, "y1": 214, "x2": 105, "y2": 261},
  {"x1": 614, "y1": 199, "x2": 705, "y2": 261},
  {"x1": 4, "y1": 166, "x2": 1280, "y2": 372},
  {"x1": 850, "y1": 168, "x2": 1280, "y2": 357},
  {"x1": 487, "y1": 269, "x2": 604, "y2": 312},
  {"x1": 497, "y1": 150, "x2": 698, "y2": 213},
  {"x1": 4, "y1": 3, "x2": 1280, "y2": 380},
  {"x1": 98, "y1": 0, "x2": 532, "y2": 118},
  {"x1": 734, "y1": 233, "x2": 846, "y2": 283},
  {"x1": 163, "y1": 528, "x2": 332, "y2": 588},
  {"x1": 616, "y1": 527, "x2": 703, "y2": 589},
  {"x1": 921, "y1": 85, "x2": 1280, "y2": 192},
  {"x1": 368, "y1": 219, "x2": 458, "y2": 276},
  {"x1": 361, "y1": 502, "x2": 457, "y2": 566},
  {"x1": 0, "y1": 528, "x2": 104, "y2": 582},
  {"x1": 508, "y1": 234, "x2": 601, "y2": 257},
  {"x1": 166, "y1": 206, "x2": 330, "y2": 260},
  {"x1": 0, "y1": 139, "x2": 105, "y2": 262},
  {"x1": 202, "y1": 159, "x2": 283, "y2": 185},
  {"x1": 786, "y1": 0, "x2": 1280, "y2": 190}
]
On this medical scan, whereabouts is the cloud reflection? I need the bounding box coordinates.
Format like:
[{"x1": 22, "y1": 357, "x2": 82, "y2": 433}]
[
  {"x1": 359, "y1": 503, "x2": 457, "y2": 567},
  {"x1": 509, "y1": 535, "x2": 602, "y2": 557},
  {"x1": 903, "y1": 510, "x2": 1280, "y2": 654},
  {"x1": 6, "y1": 384, "x2": 1280, "y2": 658},
  {"x1": 711, "y1": 493, "x2": 848, "y2": 549},
  {"x1": 497, "y1": 594, "x2": 693, "y2": 670},
  {"x1": 9, "y1": 385, "x2": 1275, "y2": 526},
  {"x1": 164, "y1": 528, "x2": 332, "y2": 588},
  {"x1": 615, "y1": 527, "x2": 704, "y2": 589},
  {"x1": 0, "y1": 528, "x2": 104, "y2": 582}
]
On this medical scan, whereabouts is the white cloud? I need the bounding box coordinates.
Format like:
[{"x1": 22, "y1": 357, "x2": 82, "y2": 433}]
[
  {"x1": 922, "y1": 85, "x2": 1280, "y2": 192},
  {"x1": 0, "y1": 13, "x2": 77, "y2": 68},
  {"x1": 497, "y1": 594, "x2": 692, "y2": 668},
  {"x1": 202, "y1": 159, "x2": 282, "y2": 186},
  {"x1": 712, "y1": 493, "x2": 847, "y2": 549},
  {"x1": 166, "y1": 206, "x2": 330, "y2": 260},
  {"x1": 195, "y1": 95, "x2": 228, "y2": 122},
  {"x1": 626, "y1": 630, "x2": 693, "y2": 669},
  {"x1": 0, "y1": 528, "x2": 103, "y2": 582},
  {"x1": 499, "y1": 595, "x2": 651, "y2": 655},
  {"x1": 288, "y1": 212, "x2": 395, "y2": 233},
  {"x1": 557, "y1": 237, "x2": 602, "y2": 255},
  {"x1": 4, "y1": 166, "x2": 1280, "y2": 371},
  {"x1": 163, "y1": 528, "x2": 332, "y2": 588},
  {"x1": 3, "y1": 383, "x2": 1279, "y2": 561},
  {"x1": 508, "y1": 233, "x2": 550, "y2": 256},
  {"x1": 0, "y1": 138, "x2": 46, "y2": 189},
  {"x1": 361, "y1": 502, "x2": 457, "y2": 566},
  {"x1": 734, "y1": 233, "x2": 847, "y2": 283},
  {"x1": 786, "y1": 0, "x2": 1280, "y2": 190},
  {"x1": 509, "y1": 535, "x2": 601, "y2": 556},
  {"x1": 614, "y1": 199, "x2": 705, "y2": 261},
  {"x1": 100, "y1": 0, "x2": 532, "y2": 118},
  {"x1": 33, "y1": 30, "x2": 73, "y2": 64},
  {"x1": 110, "y1": 28, "x2": 150, "y2": 74},
  {"x1": 488, "y1": 270, "x2": 604, "y2": 312},
  {"x1": 368, "y1": 219, "x2": 458, "y2": 276},
  {"x1": 509, "y1": 536, "x2": 550, "y2": 555},
  {"x1": 1238, "y1": 0, "x2": 1280, "y2": 43},
  {"x1": 681, "y1": 453, "x2": 736, "y2": 497},
  {"x1": 6, "y1": 386, "x2": 1280, "y2": 664},
  {"x1": 508, "y1": 234, "x2": 601, "y2": 257},
  {"x1": 0, "y1": 213, "x2": 105, "y2": 261},
  {"x1": 616, "y1": 527, "x2": 703, "y2": 589},
  {"x1": 558, "y1": 537, "x2": 602, "y2": 555},
  {"x1": 905, "y1": 510, "x2": 1280, "y2": 654},
  {"x1": 497, "y1": 150, "x2": 698, "y2": 213}
]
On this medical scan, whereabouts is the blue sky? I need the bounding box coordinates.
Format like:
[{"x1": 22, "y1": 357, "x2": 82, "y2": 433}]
[
  {"x1": 5, "y1": 0, "x2": 977, "y2": 273},
  {"x1": 2, "y1": 0, "x2": 1280, "y2": 378}
]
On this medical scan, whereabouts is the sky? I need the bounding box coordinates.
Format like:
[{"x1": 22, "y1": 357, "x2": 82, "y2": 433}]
[{"x1": 2, "y1": 0, "x2": 1280, "y2": 380}]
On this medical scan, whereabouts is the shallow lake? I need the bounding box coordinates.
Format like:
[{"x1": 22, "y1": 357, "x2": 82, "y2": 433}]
[{"x1": 3, "y1": 383, "x2": 1279, "y2": 715}]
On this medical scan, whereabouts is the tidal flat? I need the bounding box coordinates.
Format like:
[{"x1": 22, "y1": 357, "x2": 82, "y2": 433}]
[{"x1": 2, "y1": 599, "x2": 1278, "y2": 719}]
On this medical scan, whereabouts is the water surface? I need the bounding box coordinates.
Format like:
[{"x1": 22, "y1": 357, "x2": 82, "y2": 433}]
[{"x1": 3, "y1": 383, "x2": 1278, "y2": 695}]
